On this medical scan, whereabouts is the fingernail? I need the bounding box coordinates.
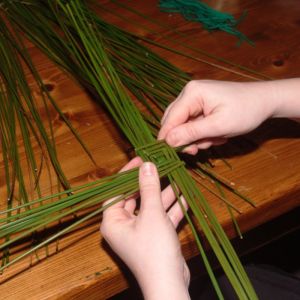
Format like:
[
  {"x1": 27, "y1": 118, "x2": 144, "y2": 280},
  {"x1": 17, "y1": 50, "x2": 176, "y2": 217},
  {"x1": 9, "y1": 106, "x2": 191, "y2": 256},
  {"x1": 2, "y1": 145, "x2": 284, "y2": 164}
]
[{"x1": 141, "y1": 162, "x2": 154, "y2": 176}]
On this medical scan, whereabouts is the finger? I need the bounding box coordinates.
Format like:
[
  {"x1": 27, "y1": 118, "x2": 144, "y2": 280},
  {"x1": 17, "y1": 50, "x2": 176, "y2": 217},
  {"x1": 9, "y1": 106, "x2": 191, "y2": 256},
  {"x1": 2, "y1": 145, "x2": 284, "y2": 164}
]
[
  {"x1": 168, "y1": 196, "x2": 188, "y2": 229},
  {"x1": 196, "y1": 140, "x2": 213, "y2": 150},
  {"x1": 158, "y1": 89, "x2": 188, "y2": 140},
  {"x1": 195, "y1": 137, "x2": 228, "y2": 150},
  {"x1": 160, "y1": 88, "x2": 185, "y2": 125},
  {"x1": 160, "y1": 100, "x2": 176, "y2": 126},
  {"x1": 125, "y1": 182, "x2": 179, "y2": 214},
  {"x1": 182, "y1": 144, "x2": 199, "y2": 155},
  {"x1": 161, "y1": 185, "x2": 176, "y2": 210},
  {"x1": 120, "y1": 156, "x2": 143, "y2": 172},
  {"x1": 124, "y1": 191, "x2": 139, "y2": 214},
  {"x1": 158, "y1": 83, "x2": 204, "y2": 140},
  {"x1": 158, "y1": 100, "x2": 190, "y2": 140},
  {"x1": 103, "y1": 157, "x2": 143, "y2": 214},
  {"x1": 212, "y1": 137, "x2": 228, "y2": 146},
  {"x1": 139, "y1": 162, "x2": 164, "y2": 216},
  {"x1": 124, "y1": 198, "x2": 136, "y2": 214},
  {"x1": 165, "y1": 113, "x2": 225, "y2": 147}
]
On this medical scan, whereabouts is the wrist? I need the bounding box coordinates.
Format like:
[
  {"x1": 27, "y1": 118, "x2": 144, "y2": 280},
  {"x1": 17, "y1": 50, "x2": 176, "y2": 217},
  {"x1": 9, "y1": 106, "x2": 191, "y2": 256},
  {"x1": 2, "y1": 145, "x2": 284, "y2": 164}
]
[
  {"x1": 138, "y1": 275, "x2": 190, "y2": 300},
  {"x1": 134, "y1": 266, "x2": 190, "y2": 300},
  {"x1": 254, "y1": 80, "x2": 281, "y2": 119},
  {"x1": 268, "y1": 80, "x2": 286, "y2": 118},
  {"x1": 267, "y1": 78, "x2": 300, "y2": 118}
]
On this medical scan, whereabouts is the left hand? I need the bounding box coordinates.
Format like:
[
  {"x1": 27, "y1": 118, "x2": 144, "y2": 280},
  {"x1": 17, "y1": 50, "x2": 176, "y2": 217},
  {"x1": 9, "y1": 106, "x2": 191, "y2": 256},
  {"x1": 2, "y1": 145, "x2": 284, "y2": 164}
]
[{"x1": 100, "y1": 157, "x2": 190, "y2": 300}]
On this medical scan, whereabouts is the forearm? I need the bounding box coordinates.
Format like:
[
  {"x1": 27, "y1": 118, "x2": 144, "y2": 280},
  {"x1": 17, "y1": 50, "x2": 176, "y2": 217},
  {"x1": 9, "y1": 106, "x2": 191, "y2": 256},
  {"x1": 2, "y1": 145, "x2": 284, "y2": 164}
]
[{"x1": 269, "y1": 78, "x2": 300, "y2": 118}]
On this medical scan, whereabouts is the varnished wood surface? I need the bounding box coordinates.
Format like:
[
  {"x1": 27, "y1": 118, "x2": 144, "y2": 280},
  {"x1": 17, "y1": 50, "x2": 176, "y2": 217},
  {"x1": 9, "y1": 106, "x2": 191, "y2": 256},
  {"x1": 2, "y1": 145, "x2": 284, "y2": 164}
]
[{"x1": 1, "y1": 0, "x2": 300, "y2": 299}]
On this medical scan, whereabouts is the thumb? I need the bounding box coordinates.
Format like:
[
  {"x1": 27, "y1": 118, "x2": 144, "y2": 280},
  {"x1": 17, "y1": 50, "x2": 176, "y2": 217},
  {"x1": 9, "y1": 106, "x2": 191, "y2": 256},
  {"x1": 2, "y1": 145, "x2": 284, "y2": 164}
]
[
  {"x1": 165, "y1": 114, "x2": 225, "y2": 147},
  {"x1": 139, "y1": 162, "x2": 164, "y2": 215}
]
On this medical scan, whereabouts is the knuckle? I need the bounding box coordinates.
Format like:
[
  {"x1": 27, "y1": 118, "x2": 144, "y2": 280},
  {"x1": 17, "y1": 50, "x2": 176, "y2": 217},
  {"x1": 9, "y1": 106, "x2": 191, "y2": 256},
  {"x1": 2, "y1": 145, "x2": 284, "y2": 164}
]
[
  {"x1": 166, "y1": 129, "x2": 179, "y2": 145},
  {"x1": 170, "y1": 214, "x2": 180, "y2": 226},
  {"x1": 100, "y1": 221, "x2": 109, "y2": 238},
  {"x1": 186, "y1": 124, "x2": 199, "y2": 140},
  {"x1": 162, "y1": 123, "x2": 174, "y2": 135},
  {"x1": 185, "y1": 80, "x2": 199, "y2": 92},
  {"x1": 142, "y1": 181, "x2": 158, "y2": 193}
]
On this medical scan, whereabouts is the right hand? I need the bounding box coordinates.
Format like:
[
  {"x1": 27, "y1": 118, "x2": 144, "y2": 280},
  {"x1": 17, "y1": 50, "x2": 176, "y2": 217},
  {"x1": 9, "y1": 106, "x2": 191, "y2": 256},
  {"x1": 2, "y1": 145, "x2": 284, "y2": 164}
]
[{"x1": 158, "y1": 80, "x2": 277, "y2": 154}]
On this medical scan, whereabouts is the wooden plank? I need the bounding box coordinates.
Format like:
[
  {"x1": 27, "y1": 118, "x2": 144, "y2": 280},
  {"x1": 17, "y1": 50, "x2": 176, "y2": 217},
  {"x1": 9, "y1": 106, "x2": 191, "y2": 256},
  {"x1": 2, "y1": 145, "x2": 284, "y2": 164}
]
[{"x1": 1, "y1": 1, "x2": 300, "y2": 299}]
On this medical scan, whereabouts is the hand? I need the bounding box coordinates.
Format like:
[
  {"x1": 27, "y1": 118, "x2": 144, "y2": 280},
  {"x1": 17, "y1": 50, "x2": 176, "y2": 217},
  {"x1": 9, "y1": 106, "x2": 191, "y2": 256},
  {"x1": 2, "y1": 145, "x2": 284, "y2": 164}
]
[
  {"x1": 101, "y1": 157, "x2": 190, "y2": 300},
  {"x1": 158, "y1": 80, "x2": 279, "y2": 154}
]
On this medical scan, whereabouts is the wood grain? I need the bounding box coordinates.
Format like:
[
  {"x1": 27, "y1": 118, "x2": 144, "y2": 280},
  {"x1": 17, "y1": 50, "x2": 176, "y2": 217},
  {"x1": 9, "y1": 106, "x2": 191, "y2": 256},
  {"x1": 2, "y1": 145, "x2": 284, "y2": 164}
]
[{"x1": 1, "y1": 0, "x2": 300, "y2": 299}]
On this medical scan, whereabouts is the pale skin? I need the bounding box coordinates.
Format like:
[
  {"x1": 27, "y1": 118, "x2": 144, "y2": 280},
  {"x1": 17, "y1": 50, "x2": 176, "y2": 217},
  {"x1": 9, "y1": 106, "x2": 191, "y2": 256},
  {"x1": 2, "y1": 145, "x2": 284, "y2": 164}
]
[
  {"x1": 101, "y1": 78, "x2": 300, "y2": 299},
  {"x1": 158, "y1": 78, "x2": 300, "y2": 154},
  {"x1": 101, "y1": 158, "x2": 190, "y2": 300}
]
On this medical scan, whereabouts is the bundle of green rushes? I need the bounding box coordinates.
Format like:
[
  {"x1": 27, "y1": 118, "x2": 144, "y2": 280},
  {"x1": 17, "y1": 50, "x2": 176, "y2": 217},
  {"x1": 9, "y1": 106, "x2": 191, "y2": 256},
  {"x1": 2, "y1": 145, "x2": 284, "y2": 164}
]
[{"x1": 0, "y1": 1, "x2": 258, "y2": 299}]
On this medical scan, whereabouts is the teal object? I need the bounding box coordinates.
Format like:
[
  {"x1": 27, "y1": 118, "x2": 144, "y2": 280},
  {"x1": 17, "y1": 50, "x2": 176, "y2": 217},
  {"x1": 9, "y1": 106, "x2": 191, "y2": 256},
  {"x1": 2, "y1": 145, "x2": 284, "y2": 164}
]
[{"x1": 159, "y1": 0, "x2": 252, "y2": 44}]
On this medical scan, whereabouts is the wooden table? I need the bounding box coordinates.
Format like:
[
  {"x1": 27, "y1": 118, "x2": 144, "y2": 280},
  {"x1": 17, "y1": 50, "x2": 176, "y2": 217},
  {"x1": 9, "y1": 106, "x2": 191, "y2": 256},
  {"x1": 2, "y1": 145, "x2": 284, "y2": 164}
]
[{"x1": 1, "y1": 1, "x2": 300, "y2": 299}]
